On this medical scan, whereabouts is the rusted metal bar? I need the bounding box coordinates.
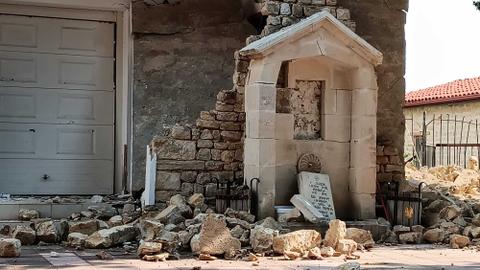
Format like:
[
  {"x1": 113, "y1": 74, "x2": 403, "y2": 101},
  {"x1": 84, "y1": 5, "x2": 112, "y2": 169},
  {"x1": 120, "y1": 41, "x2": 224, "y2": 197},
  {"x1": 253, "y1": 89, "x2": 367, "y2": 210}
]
[{"x1": 465, "y1": 120, "x2": 472, "y2": 168}]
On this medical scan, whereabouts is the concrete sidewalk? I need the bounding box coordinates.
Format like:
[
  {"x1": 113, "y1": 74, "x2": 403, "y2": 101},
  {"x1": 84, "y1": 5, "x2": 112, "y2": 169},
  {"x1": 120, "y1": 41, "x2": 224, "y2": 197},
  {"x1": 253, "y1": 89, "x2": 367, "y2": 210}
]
[{"x1": 0, "y1": 244, "x2": 479, "y2": 270}]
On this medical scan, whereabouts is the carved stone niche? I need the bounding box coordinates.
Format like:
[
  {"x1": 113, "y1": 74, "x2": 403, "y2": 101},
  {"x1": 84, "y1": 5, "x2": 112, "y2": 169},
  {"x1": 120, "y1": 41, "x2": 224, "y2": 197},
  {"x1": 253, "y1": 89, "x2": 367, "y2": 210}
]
[{"x1": 239, "y1": 11, "x2": 383, "y2": 220}]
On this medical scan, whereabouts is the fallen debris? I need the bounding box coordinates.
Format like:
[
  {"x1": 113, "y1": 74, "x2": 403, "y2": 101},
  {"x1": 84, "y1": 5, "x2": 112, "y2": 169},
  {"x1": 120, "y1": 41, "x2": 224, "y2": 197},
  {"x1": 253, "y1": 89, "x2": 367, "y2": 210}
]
[{"x1": 0, "y1": 238, "x2": 21, "y2": 257}]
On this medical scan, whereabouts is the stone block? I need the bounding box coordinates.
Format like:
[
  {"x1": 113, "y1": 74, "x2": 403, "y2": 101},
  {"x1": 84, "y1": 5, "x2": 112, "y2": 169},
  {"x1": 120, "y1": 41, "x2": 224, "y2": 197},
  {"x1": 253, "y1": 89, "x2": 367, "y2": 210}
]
[
  {"x1": 336, "y1": 8, "x2": 350, "y2": 20},
  {"x1": 322, "y1": 114, "x2": 351, "y2": 142},
  {"x1": 331, "y1": 69, "x2": 352, "y2": 90},
  {"x1": 220, "y1": 122, "x2": 241, "y2": 131},
  {"x1": 351, "y1": 193, "x2": 376, "y2": 219},
  {"x1": 351, "y1": 115, "x2": 376, "y2": 140},
  {"x1": 180, "y1": 171, "x2": 197, "y2": 183},
  {"x1": 196, "y1": 172, "x2": 211, "y2": 185},
  {"x1": 280, "y1": 3, "x2": 291, "y2": 15},
  {"x1": 275, "y1": 113, "x2": 294, "y2": 139},
  {"x1": 261, "y1": 1, "x2": 280, "y2": 15},
  {"x1": 157, "y1": 160, "x2": 205, "y2": 171},
  {"x1": 200, "y1": 129, "x2": 213, "y2": 140},
  {"x1": 245, "y1": 83, "x2": 276, "y2": 112},
  {"x1": 200, "y1": 111, "x2": 215, "y2": 121},
  {"x1": 292, "y1": 4, "x2": 304, "y2": 17},
  {"x1": 221, "y1": 150, "x2": 235, "y2": 163},
  {"x1": 275, "y1": 165, "x2": 298, "y2": 205},
  {"x1": 170, "y1": 125, "x2": 191, "y2": 140},
  {"x1": 247, "y1": 60, "x2": 282, "y2": 85},
  {"x1": 244, "y1": 138, "x2": 275, "y2": 167},
  {"x1": 196, "y1": 119, "x2": 221, "y2": 129},
  {"x1": 152, "y1": 138, "x2": 196, "y2": 160},
  {"x1": 352, "y1": 89, "x2": 377, "y2": 116},
  {"x1": 205, "y1": 161, "x2": 224, "y2": 171},
  {"x1": 220, "y1": 131, "x2": 243, "y2": 142},
  {"x1": 211, "y1": 149, "x2": 222, "y2": 160},
  {"x1": 351, "y1": 67, "x2": 378, "y2": 90},
  {"x1": 216, "y1": 112, "x2": 238, "y2": 121},
  {"x1": 197, "y1": 139, "x2": 213, "y2": 148},
  {"x1": 351, "y1": 143, "x2": 376, "y2": 169},
  {"x1": 275, "y1": 140, "x2": 297, "y2": 166},
  {"x1": 196, "y1": 149, "x2": 211, "y2": 161},
  {"x1": 246, "y1": 111, "x2": 275, "y2": 139},
  {"x1": 156, "y1": 171, "x2": 181, "y2": 191}
]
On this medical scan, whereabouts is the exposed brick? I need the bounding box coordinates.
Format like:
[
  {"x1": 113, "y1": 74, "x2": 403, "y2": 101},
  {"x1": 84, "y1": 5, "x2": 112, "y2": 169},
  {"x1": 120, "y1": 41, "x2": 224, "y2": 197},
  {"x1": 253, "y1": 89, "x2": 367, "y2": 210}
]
[
  {"x1": 205, "y1": 161, "x2": 224, "y2": 171},
  {"x1": 196, "y1": 119, "x2": 220, "y2": 129},
  {"x1": 197, "y1": 149, "x2": 211, "y2": 161},
  {"x1": 215, "y1": 102, "x2": 235, "y2": 112},
  {"x1": 221, "y1": 150, "x2": 235, "y2": 163},
  {"x1": 220, "y1": 122, "x2": 241, "y2": 131},
  {"x1": 216, "y1": 112, "x2": 238, "y2": 121},
  {"x1": 200, "y1": 129, "x2": 214, "y2": 140},
  {"x1": 211, "y1": 149, "x2": 222, "y2": 160},
  {"x1": 180, "y1": 171, "x2": 197, "y2": 183},
  {"x1": 217, "y1": 90, "x2": 237, "y2": 105},
  {"x1": 156, "y1": 171, "x2": 181, "y2": 191},
  {"x1": 170, "y1": 125, "x2": 191, "y2": 140},
  {"x1": 157, "y1": 160, "x2": 205, "y2": 171},
  {"x1": 200, "y1": 111, "x2": 215, "y2": 121},
  {"x1": 196, "y1": 172, "x2": 211, "y2": 185},
  {"x1": 197, "y1": 139, "x2": 214, "y2": 148},
  {"x1": 221, "y1": 131, "x2": 243, "y2": 142}
]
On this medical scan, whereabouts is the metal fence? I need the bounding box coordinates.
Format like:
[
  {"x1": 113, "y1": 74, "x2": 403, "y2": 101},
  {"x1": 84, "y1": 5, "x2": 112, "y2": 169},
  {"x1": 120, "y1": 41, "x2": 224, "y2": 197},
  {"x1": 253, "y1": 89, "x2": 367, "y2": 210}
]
[{"x1": 405, "y1": 112, "x2": 480, "y2": 168}]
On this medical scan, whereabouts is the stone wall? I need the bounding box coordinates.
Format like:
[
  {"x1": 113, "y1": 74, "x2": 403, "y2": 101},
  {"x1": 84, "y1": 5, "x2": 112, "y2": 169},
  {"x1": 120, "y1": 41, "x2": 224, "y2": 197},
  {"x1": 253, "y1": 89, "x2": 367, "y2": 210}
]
[
  {"x1": 337, "y1": 0, "x2": 409, "y2": 182},
  {"x1": 131, "y1": 0, "x2": 257, "y2": 190}
]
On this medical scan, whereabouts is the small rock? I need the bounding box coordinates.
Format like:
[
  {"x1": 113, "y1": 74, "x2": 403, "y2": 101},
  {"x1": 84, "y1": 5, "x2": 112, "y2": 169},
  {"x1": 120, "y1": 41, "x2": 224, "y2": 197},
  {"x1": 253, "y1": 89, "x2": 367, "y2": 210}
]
[
  {"x1": 230, "y1": 225, "x2": 245, "y2": 239},
  {"x1": 96, "y1": 251, "x2": 113, "y2": 260},
  {"x1": 88, "y1": 205, "x2": 116, "y2": 220},
  {"x1": 81, "y1": 211, "x2": 94, "y2": 219},
  {"x1": 142, "y1": 252, "x2": 169, "y2": 261},
  {"x1": 250, "y1": 225, "x2": 278, "y2": 253},
  {"x1": 283, "y1": 250, "x2": 301, "y2": 260},
  {"x1": 247, "y1": 252, "x2": 258, "y2": 261},
  {"x1": 138, "y1": 219, "x2": 164, "y2": 241},
  {"x1": 336, "y1": 239, "x2": 357, "y2": 255},
  {"x1": 392, "y1": 225, "x2": 410, "y2": 234},
  {"x1": 85, "y1": 225, "x2": 139, "y2": 248},
  {"x1": 137, "y1": 241, "x2": 163, "y2": 257},
  {"x1": 18, "y1": 209, "x2": 39, "y2": 221},
  {"x1": 324, "y1": 219, "x2": 346, "y2": 248},
  {"x1": 320, "y1": 246, "x2": 335, "y2": 257},
  {"x1": 67, "y1": 232, "x2": 88, "y2": 247},
  {"x1": 307, "y1": 247, "x2": 323, "y2": 260},
  {"x1": 36, "y1": 220, "x2": 68, "y2": 243},
  {"x1": 190, "y1": 234, "x2": 200, "y2": 254},
  {"x1": 272, "y1": 230, "x2": 321, "y2": 254},
  {"x1": 0, "y1": 238, "x2": 21, "y2": 257},
  {"x1": 472, "y1": 214, "x2": 480, "y2": 226},
  {"x1": 225, "y1": 208, "x2": 255, "y2": 223},
  {"x1": 90, "y1": 195, "x2": 103, "y2": 203},
  {"x1": 257, "y1": 217, "x2": 281, "y2": 230},
  {"x1": 398, "y1": 232, "x2": 422, "y2": 244},
  {"x1": 411, "y1": 225, "x2": 424, "y2": 233},
  {"x1": 345, "y1": 228, "x2": 374, "y2": 248},
  {"x1": 12, "y1": 226, "x2": 36, "y2": 245},
  {"x1": 108, "y1": 215, "x2": 123, "y2": 227},
  {"x1": 69, "y1": 219, "x2": 98, "y2": 235},
  {"x1": 154, "y1": 205, "x2": 187, "y2": 225},
  {"x1": 198, "y1": 253, "x2": 216, "y2": 261},
  {"x1": 439, "y1": 205, "x2": 462, "y2": 221},
  {"x1": 188, "y1": 194, "x2": 205, "y2": 209},
  {"x1": 450, "y1": 234, "x2": 469, "y2": 249},
  {"x1": 423, "y1": 228, "x2": 445, "y2": 243}
]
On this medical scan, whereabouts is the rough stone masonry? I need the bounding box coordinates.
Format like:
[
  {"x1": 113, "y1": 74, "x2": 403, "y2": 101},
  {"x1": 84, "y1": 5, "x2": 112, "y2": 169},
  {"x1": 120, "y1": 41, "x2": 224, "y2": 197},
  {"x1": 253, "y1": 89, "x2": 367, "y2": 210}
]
[{"x1": 134, "y1": 0, "x2": 408, "y2": 199}]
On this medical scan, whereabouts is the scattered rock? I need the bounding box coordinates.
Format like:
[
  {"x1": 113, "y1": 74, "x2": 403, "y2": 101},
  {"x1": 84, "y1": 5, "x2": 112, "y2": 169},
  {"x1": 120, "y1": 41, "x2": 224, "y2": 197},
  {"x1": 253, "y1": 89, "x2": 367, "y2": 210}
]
[
  {"x1": 137, "y1": 241, "x2": 163, "y2": 257},
  {"x1": 345, "y1": 228, "x2": 374, "y2": 248},
  {"x1": 324, "y1": 219, "x2": 346, "y2": 248},
  {"x1": 197, "y1": 215, "x2": 241, "y2": 258},
  {"x1": 307, "y1": 247, "x2": 323, "y2": 260},
  {"x1": 392, "y1": 225, "x2": 410, "y2": 234},
  {"x1": 320, "y1": 246, "x2": 335, "y2": 257},
  {"x1": 85, "y1": 225, "x2": 139, "y2": 248},
  {"x1": 250, "y1": 225, "x2": 278, "y2": 253},
  {"x1": 190, "y1": 234, "x2": 200, "y2": 254},
  {"x1": 230, "y1": 225, "x2": 245, "y2": 239},
  {"x1": 272, "y1": 230, "x2": 321, "y2": 254},
  {"x1": 439, "y1": 205, "x2": 462, "y2": 221},
  {"x1": 12, "y1": 226, "x2": 36, "y2": 245},
  {"x1": 154, "y1": 205, "x2": 186, "y2": 225},
  {"x1": 69, "y1": 219, "x2": 98, "y2": 235},
  {"x1": 0, "y1": 238, "x2": 21, "y2": 257},
  {"x1": 283, "y1": 250, "x2": 301, "y2": 260},
  {"x1": 138, "y1": 219, "x2": 164, "y2": 241},
  {"x1": 336, "y1": 239, "x2": 357, "y2": 255},
  {"x1": 398, "y1": 232, "x2": 422, "y2": 244},
  {"x1": 96, "y1": 251, "x2": 113, "y2": 260},
  {"x1": 225, "y1": 208, "x2": 255, "y2": 223},
  {"x1": 423, "y1": 228, "x2": 445, "y2": 243},
  {"x1": 142, "y1": 252, "x2": 169, "y2": 262},
  {"x1": 450, "y1": 234, "x2": 469, "y2": 249},
  {"x1": 67, "y1": 232, "x2": 88, "y2": 247},
  {"x1": 18, "y1": 209, "x2": 39, "y2": 221},
  {"x1": 35, "y1": 220, "x2": 68, "y2": 243},
  {"x1": 188, "y1": 194, "x2": 205, "y2": 209},
  {"x1": 90, "y1": 195, "x2": 103, "y2": 203},
  {"x1": 198, "y1": 253, "x2": 217, "y2": 261},
  {"x1": 108, "y1": 215, "x2": 124, "y2": 227}
]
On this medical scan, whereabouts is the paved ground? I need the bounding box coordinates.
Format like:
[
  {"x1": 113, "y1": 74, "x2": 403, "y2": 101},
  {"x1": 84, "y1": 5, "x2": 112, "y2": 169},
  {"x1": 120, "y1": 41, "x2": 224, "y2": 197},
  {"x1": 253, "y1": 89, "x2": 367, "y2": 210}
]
[{"x1": 0, "y1": 244, "x2": 479, "y2": 270}]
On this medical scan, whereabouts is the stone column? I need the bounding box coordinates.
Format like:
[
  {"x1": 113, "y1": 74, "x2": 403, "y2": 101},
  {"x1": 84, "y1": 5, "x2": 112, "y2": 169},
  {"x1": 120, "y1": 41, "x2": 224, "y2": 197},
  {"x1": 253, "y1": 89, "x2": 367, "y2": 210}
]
[
  {"x1": 349, "y1": 66, "x2": 378, "y2": 219},
  {"x1": 244, "y1": 59, "x2": 282, "y2": 218}
]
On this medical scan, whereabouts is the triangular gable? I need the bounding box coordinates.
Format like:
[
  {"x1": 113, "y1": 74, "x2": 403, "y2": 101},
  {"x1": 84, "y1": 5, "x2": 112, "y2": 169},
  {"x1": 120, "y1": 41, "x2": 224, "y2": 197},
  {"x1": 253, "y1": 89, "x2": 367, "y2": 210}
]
[{"x1": 239, "y1": 11, "x2": 383, "y2": 66}]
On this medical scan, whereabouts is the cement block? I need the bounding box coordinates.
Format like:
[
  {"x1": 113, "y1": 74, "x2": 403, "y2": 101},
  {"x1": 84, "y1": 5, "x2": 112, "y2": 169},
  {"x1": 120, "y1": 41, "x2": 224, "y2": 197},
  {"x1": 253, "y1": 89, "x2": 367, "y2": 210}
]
[
  {"x1": 246, "y1": 111, "x2": 275, "y2": 139},
  {"x1": 352, "y1": 88, "x2": 377, "y2": 116},
  {"x1": 275, "y1": 113, "x2": 294, "y2": 139},
  {"x1": 349, "y1": 167, "x2": 377, "y2": 193},
  {"x1": 351, "y1": 115, "x2": 376, "y2": 140},
  {"x1": 350, "y1": 140, "x2": 376, "y2": 168},
  {"x1": 245, "y1": 83, "x2": 276, "y2": 112},
  {"x1": 290, "y1": 194, "x2": 326, "y2": 223},
  {"x1": 256, "y1": 165, "x2": 277, "y2": 219},
  {"x1": 322, "y1": 89, "x2": 337, "y2": 115},
  {"x1": 244, "y1": 138, "x2": 276, "y2": 167}
]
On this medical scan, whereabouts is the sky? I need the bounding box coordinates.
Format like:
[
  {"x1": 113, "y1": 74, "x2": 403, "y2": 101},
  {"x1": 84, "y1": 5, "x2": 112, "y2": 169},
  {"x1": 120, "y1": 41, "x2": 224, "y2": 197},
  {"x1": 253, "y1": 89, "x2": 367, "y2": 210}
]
[{"x1": 405, "y1": 0, "x2": 480, "y2": 92}]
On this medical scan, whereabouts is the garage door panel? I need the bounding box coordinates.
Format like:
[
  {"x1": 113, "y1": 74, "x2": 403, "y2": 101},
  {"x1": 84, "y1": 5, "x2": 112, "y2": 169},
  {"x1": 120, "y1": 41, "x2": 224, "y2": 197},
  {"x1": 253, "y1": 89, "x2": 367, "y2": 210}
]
[
  {"x1": 0, "y1": 159, "x2": 113, "y2": 195},
  {"x1": 0, "y1": 52, "x2": 114, "y2": 91},
  {"x1": 0, "y1": 123, "x2": 113, "y2": 160},
  {"x1": 0, "y1": 87, "x2": 113, "y2": 124},
  {"x1": 0, "y1": 15, "x2": 114, "y2": 57}
]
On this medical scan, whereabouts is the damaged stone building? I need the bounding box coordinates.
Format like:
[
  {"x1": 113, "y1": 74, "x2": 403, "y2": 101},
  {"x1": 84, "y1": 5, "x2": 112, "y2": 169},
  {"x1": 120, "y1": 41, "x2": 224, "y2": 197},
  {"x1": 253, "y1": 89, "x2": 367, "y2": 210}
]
[{"x1": 0, "y1": 0, "x2": 407, "y2": 220}]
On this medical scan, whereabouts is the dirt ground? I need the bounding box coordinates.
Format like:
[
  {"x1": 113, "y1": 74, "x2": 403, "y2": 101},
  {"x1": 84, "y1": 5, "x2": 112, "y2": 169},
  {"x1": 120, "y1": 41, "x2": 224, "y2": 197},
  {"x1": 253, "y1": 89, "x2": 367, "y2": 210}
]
[{"x1": 1, "y1": 244, "x2": 479, "y2": 270}]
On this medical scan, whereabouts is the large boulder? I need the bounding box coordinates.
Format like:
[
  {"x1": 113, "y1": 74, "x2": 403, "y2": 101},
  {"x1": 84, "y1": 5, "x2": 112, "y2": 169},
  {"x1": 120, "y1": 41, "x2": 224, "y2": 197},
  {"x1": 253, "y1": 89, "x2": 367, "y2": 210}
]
[
  {"x1": 336, "y1": 239, "x2": 357, "y2": 255},
  {"x1": 138, "y1": 219, "x2": 164, "y2": 241},
  {"x1": 154, "y1": 205, "x2": 186, "y2": 225},
  {"x1": 69, "y1": 220, "x2": 98, "y2": 235},
  {"x1": 423, "y1": 228, "x2": 445, "y2": 243},
  {"x1": 250, "y1": 225, "x2": 278, "y2": 253},
  {"x1": 197, "y1": 215, "x2": 240, "y2": 258},
  {"x1": 12, "y1": 226, "x2": 36, "y2": 245},
  {"x1": 35, "y1": 220, "x2": 68, "y2": 243},
  {"x1": 323, "y1": 219, "x2": 346, "y2": 248},
  {"x1": 272, "y1": 230, "x2": 321, "y2": 254},
  {"x1": 0, "y1": 238, "x2": 21, "y2": 257},
  {"x1": 137, "y1": 241, "x2": 163, "y2": 257},
  {"x1": 18, "y1": 209, "x2": 39, "y2": 221},
  {"x1": 85, "y1": 225, "x2": 139, "y2": 248}
]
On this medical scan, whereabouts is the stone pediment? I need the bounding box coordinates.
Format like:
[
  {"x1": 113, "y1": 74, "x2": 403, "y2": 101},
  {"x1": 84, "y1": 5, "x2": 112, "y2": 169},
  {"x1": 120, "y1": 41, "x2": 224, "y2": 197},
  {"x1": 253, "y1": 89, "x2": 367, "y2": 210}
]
[{"x1": 240, "y1": 11, "x2": 382, "y2": 66}]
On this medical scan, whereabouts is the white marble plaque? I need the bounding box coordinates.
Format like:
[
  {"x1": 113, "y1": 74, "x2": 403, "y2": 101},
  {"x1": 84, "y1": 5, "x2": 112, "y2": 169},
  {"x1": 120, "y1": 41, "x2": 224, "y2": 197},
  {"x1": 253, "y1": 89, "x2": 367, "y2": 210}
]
[{"x1": 297, "y1": 172, "x2": 336, "y2": 220}]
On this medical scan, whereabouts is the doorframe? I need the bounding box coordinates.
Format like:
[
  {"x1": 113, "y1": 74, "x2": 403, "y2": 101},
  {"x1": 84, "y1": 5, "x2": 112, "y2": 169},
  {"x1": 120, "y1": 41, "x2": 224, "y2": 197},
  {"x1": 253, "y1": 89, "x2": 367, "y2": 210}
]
[{"x1": 0, "y1": 0, "x2": 134, "y2": 194}]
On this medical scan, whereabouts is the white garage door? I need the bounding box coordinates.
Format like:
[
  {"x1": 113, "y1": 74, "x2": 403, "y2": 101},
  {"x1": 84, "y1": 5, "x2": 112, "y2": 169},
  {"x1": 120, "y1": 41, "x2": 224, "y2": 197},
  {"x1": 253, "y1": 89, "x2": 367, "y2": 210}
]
[{"x1": 0, "y1": 14, "x2": 115, "y2": 194}]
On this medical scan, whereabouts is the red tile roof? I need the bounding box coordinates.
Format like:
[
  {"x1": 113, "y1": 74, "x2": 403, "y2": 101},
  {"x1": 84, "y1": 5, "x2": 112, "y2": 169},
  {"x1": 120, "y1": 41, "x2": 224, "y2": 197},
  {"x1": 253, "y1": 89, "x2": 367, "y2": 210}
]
[{"x1": 405, "y1": 76, "x2": 480, "y2": 107}]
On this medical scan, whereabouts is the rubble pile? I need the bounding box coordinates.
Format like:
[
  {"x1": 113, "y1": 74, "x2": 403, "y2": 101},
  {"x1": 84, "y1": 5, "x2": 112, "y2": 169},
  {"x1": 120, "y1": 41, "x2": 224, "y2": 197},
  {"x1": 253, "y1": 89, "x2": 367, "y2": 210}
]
[{"x1": 0, "y1": 193, "x2": 374, "y2": 261}]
